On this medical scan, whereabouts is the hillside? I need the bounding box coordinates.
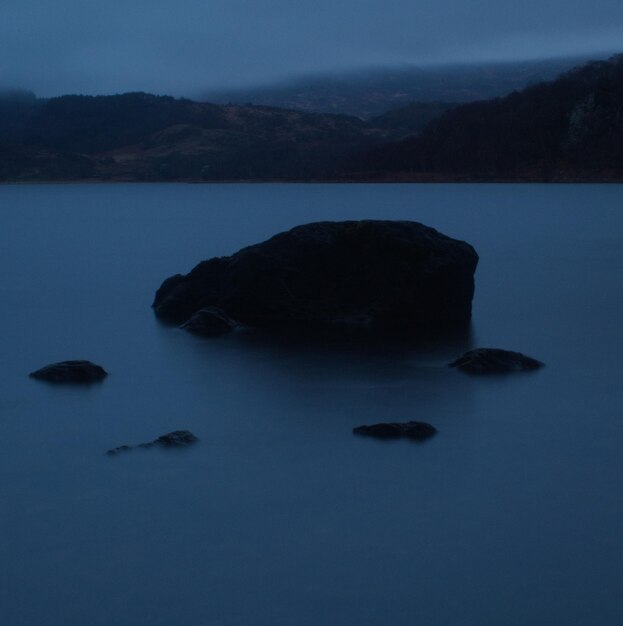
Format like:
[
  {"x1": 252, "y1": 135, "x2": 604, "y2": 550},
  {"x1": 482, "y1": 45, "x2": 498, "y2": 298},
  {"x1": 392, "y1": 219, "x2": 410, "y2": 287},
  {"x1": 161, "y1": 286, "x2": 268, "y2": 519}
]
[
  {"x1": 368, "y1": 102, "x2": 458, "y2": 136},
  {"x1": 0, "y1": 93, "x2": 382, "y2": 182},
  {"x1": 202, "y1": 56, "x2": 596, "y2": 119},
  {"x1": 356, "y1": 55, "x2": 623, "y2": 181},
  {"x1": 1, "y1": 54, "x2": 623, "y2": 183}
]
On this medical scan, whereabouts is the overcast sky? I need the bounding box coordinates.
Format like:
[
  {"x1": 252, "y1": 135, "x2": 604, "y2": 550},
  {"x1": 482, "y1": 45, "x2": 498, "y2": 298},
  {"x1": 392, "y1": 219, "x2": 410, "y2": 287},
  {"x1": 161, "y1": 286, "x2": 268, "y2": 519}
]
[{"x1": 1, "y1": 0, "x2": 622, "y2": 97}]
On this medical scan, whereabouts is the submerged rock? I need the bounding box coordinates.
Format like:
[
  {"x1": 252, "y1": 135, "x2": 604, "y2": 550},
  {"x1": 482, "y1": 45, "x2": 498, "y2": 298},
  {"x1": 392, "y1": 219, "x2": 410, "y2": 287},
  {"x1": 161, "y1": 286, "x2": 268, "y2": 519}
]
[
  {"x1": 29, "y1": 360, "x2": 108, "y2": 383},
  {"x1": 153, "y1": 220, "x2": 478, "y2": 334},
  {"x1": 107, "y1": 430, "x2": 198, "y2": 455},
  {"x1": 449, "y1": 348, "x2": 544, "y2": 374},
  {"x1": 107, "y1": 445, "x2": 132, "y2": 455},
  {"x1": 353, "y1": 421, "x2": 437, "y2": 440},
  {"x1": 181, "y1": 306, "x2": 238, "y2": 336},
  {"x1": 153, "y1": 430, "x2": 199, "y2": 446}
]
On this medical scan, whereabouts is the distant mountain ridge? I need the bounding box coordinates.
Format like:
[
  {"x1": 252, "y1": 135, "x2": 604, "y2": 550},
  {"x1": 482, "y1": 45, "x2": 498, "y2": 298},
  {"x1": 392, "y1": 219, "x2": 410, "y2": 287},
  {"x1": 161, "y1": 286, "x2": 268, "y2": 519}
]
[
  {"x1": 1, "y1": 54, "x2": 622, "y2": 182},
  {"x1": 202, "y1": 56, "x2": 600, "y2": 119}
]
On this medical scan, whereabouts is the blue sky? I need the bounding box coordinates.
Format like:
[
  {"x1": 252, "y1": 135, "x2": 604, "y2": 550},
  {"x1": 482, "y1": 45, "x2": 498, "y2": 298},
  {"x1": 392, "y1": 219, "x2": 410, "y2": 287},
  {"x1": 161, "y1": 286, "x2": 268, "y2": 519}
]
[{"x1": 1, "y1": 0, "x2": 622, "y2": 96}]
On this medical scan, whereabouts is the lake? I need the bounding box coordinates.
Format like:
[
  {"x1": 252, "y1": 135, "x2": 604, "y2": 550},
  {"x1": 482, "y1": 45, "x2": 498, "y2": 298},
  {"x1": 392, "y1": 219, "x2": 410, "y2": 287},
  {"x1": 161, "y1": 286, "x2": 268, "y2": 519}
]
[{"x1": 1, "y1": 183, "x2": 622, "y2": 626}]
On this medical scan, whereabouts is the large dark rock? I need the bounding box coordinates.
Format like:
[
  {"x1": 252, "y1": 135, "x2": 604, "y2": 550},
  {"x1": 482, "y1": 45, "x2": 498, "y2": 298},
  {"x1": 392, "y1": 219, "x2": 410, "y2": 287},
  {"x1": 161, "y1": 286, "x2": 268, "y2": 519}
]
[
  {"x1": 449, "y1": 348, "x2": 544, "y2": 374},
  {"x1": 353, "y1": 421, "x2": 437, "y2": 440},
  {"x1": 107, "y1": 430, "x2": 198, "y2": 455},
  {"x1": 153, "y1": 220, "x2": 478, "y2": 334},
  {"x1": 30, "y1": 360, "x2": 108, "y2": 383}
]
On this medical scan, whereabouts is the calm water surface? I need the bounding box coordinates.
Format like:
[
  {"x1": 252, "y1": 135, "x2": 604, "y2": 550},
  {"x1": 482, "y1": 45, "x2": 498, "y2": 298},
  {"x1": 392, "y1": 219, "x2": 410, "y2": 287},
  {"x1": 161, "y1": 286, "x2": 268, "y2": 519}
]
[{"x1": 1, "y1": 183, "x2": 622, "y2": 626}]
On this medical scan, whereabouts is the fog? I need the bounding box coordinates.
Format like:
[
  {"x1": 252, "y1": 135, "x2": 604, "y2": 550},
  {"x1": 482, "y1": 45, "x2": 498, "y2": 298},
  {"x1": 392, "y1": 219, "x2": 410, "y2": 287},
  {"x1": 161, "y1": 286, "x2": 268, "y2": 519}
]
[{"x1": 1, "y1": 0, "x2": 622, "y2": 97}]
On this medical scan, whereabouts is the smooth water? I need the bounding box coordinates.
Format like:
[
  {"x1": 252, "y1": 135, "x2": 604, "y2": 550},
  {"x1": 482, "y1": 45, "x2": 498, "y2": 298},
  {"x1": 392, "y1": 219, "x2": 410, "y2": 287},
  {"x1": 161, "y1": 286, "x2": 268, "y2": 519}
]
[{"x1": 1, "y1": 183, "x2": 622, "y2": 626}]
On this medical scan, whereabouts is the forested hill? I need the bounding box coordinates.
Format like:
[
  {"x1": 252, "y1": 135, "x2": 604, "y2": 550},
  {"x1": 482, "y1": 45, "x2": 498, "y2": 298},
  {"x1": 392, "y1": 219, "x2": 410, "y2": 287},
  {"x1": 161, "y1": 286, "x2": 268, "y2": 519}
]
[
  {"x1": 356, "y1": 55, "x2": 623, "y2": 181},
  {"x1": 0, "y1": 93, "x2": 380, "y2": 181}
]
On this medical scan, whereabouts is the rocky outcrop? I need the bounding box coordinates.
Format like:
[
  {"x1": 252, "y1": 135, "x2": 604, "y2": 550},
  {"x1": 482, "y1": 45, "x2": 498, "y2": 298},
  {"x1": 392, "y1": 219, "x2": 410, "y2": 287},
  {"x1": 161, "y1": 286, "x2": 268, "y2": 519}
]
[
  {"x1": 29, "y1": 360, "x2": 108, "y2": 383},
  {"x1": 153, "y1": 220, "x2": 478, "y2": 334},
  {"x1": 107, "y1": 430, "x2": 198, "y2": 455},
  {"x1": 181, "y1": 306, "x2": 238, "y2": 336},
  {"x1": 152, "y1": 431, "x2": 199, "y2": 446},
  {"x1": 449, "y1": 348, "x2": 544, "y2": 374},
  {"x1": 353, "y1": 421, "x2": 437, "y2": 440}
]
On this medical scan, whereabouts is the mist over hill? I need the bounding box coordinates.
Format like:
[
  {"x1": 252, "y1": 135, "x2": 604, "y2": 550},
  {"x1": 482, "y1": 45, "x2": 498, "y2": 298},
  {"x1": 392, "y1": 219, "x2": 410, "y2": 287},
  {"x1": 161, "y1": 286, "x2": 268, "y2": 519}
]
[{"x1": 201, "y1": 56, "x2": 599, "y2": 119}]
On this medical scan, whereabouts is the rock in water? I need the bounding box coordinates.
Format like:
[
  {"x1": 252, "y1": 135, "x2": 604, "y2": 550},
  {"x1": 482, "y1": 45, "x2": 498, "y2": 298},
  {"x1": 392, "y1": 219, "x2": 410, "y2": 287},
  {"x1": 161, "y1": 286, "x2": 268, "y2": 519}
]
[
  {"x1": 153, "y1": 220, "x2": 478, "y2": 333},
  {"x1": 107, "y1": 430, "x2": 198, "y2": 455},
  {"x1": 154, "y1": 430, "x2": 199, "y2": 446},
  {"x1": 107, "y1": 445, "x2": 132, "y2": 455},
  {"x1": 449, "y1": 348, "x2": 544, "y2": 374},
  {"x1": 181, "y1": 306, "x2": 238, "y2": 336},
  {"x1": 30, "y1": 360, "x2": 108, "y2": 383},
  {"x1": 353, "y1": 421, "x2": 437, "y2": 440}
]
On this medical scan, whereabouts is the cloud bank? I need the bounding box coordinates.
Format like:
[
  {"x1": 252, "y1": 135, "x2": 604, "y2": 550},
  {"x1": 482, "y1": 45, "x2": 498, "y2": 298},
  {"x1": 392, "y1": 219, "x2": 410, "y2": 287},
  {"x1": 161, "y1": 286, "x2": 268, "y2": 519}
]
[{"x1": 1, "y1": 0, "x2": 621, "y2": 96}]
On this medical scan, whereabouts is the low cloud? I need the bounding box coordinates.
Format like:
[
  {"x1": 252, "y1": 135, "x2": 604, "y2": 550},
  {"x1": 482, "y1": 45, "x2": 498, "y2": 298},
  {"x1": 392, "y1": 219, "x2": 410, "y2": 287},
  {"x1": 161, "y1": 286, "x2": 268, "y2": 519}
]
[{"x1": 1, "y1": 0, "x2": 621, "y2": 96}]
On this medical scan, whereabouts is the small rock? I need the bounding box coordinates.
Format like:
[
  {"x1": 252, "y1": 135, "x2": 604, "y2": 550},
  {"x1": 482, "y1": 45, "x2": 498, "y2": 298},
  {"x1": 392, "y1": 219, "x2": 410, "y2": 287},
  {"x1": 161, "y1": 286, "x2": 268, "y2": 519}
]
[
  {"x1": 353, "y1": 421, "x2": 437, "y2": 440},
  {"x1": 181, "y1": 307, "x2": 238, "y2": 337},
  {"x1": 449, "y1": 348, "x2": 544, "y2": 374},
  {"x1": 30, "y1": 360, "x2": 108, "y2": 383},
  {"x1": 106, "y1": 430, "x2": 199, "y2": 455},
  {"x1": 106, "y1": 445, "x2": 132, "y2": 456},
  {"x1": 154, "y1": 430, "x2": 199, "y2": 446}
]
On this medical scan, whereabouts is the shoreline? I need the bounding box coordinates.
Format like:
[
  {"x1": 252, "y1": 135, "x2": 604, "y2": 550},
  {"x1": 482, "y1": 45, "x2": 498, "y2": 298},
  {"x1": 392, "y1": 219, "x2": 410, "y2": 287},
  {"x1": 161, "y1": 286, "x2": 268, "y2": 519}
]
[{"x1": 2, "y1": 176, "x2": 623, "y2": 185}]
